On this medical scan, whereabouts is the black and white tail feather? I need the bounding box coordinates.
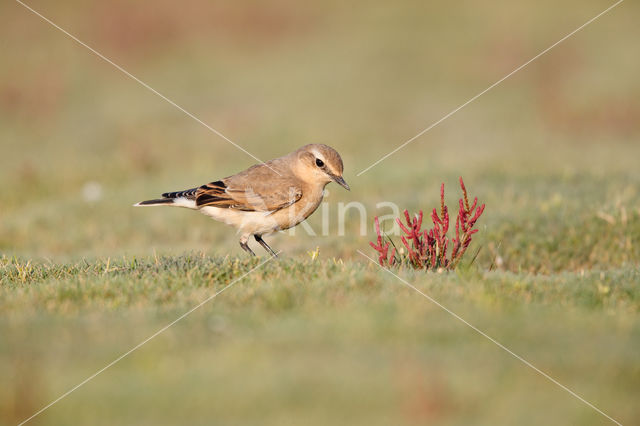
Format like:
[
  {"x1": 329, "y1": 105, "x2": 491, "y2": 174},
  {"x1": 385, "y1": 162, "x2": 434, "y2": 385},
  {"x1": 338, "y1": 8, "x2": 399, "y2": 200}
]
[{"x1": 133, "y1": 187, "x2": 199, "y2": 207}]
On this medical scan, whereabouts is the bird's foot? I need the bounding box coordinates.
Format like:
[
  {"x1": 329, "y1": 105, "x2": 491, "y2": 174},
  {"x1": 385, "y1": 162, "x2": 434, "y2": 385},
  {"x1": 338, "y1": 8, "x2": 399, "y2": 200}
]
[
  {"x1": 239, "y1": 241, "x2": 256, "y2": 256},
  {"x1": 254, "y1": 235, "x2": 278, "y2": 257}
]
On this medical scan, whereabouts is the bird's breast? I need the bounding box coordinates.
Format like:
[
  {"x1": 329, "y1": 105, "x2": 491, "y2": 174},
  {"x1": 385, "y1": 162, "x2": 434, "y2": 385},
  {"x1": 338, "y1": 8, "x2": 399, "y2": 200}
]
[{"x1": 270, "y1": 190, "x2": 324, "y2": 231}]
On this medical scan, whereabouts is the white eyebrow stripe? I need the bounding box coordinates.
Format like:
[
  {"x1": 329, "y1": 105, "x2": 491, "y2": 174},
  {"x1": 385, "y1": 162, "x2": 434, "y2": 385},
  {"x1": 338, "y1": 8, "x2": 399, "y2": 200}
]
[
  {"x1": 311, "y1": 150, "x2": 326, "y2": 163},
  {"x1": 310, "y1": 150, "x2": 339, "y2": 175}
]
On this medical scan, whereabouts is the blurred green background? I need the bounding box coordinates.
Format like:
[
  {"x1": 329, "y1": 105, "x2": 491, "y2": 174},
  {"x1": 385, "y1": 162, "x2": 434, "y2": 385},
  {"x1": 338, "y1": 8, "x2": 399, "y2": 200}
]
[{"x1": 1, "y1": 0, "x2": 639, "y2": 424}]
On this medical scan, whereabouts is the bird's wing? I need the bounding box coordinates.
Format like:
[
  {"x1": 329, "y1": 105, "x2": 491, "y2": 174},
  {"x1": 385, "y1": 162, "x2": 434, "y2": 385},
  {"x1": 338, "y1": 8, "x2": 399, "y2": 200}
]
[{"x1": 195, "y1": 162, "x2": 302, "y2": 212}]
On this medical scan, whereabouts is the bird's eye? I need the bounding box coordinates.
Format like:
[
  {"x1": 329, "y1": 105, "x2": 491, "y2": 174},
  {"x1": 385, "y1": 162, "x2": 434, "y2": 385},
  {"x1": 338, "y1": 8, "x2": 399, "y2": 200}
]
[{"x1": 315, "y1": 158, "x2": 324, "y2": 167}]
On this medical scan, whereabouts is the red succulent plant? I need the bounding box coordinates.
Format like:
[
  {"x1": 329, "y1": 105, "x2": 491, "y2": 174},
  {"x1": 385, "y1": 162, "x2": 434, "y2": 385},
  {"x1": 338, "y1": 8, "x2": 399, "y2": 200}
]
[{"x1": 370, "y1": 177, "x2": 485, "y2": 270}]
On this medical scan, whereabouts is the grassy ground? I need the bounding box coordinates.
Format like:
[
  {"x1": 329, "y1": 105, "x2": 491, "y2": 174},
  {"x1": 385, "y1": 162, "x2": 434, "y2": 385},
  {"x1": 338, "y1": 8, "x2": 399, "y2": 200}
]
[
  {"x1": 2, "y1": 0, "x2": 639, "y2": 424},
  {"x1": 1, "y1": 256, "x2": 638, "y2": 425}
]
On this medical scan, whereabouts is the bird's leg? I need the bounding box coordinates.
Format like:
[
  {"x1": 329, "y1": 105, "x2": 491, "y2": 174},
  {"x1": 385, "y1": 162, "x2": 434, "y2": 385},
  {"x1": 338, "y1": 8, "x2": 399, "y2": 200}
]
[
  {"x1": 254, "y1": 235, "x2": 278, "y2": 257},
  {"x1": 239, "y1": 238, "x2": 255, "y2": 256}
]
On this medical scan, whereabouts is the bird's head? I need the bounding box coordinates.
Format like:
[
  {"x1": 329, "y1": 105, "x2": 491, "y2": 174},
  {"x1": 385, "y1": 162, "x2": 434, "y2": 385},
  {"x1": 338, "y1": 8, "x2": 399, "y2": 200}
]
[{"x1": 294, "y1": 144, "x2": 350, "y2": 190}]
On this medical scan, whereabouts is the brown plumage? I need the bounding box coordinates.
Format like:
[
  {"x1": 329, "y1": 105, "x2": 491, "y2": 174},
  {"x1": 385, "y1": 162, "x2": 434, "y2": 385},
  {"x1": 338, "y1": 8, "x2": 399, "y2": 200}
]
[{"x1": 134, "y1": 144, "x2": 349, "y2": 256}]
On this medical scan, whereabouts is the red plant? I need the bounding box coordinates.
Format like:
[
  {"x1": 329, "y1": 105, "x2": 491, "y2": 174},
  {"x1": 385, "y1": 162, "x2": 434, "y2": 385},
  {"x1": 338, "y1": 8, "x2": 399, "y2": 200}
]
[
  {"x1": 370, "y1": 177, "x2": 485, "y2": 270},
  {"x1": 370, "y1": 215, "x2": 397, "y2": 266}
]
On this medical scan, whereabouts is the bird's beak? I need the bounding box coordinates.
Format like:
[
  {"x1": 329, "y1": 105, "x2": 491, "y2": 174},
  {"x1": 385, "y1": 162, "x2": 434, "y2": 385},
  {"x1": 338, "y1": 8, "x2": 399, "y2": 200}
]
[{"x1": 332, "y1": 175, "x2": 350, "y2": 191}]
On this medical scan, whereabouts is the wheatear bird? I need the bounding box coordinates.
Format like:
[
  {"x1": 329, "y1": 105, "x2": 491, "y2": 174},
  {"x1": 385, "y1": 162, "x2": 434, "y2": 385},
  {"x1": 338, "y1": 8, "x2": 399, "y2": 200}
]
[{"x1": 135, "y1": 144, "x2": 349, "y2": 256}]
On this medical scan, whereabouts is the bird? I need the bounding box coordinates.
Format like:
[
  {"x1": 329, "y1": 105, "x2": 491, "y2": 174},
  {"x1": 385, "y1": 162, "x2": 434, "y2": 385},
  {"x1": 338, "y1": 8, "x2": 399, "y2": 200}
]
[{"x1": 134, "y1": 144, "x2": 350, "y2": 256}]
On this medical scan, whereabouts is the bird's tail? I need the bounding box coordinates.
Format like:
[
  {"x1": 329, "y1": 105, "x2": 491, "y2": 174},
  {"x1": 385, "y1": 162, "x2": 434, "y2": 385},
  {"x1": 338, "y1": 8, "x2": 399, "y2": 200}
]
[
  {"x1": 133, "y1": 198, "x2": 175, "y2": 206},
  {"x1": 134, "y1": 187, "x2": 199, "y2": 208}
]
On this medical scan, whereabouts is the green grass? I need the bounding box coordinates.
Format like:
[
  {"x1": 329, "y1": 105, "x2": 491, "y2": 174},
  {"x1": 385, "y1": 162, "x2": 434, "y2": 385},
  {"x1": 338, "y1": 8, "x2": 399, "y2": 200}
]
[
  {"x1": 2, "y1": 255, "x2": 638, "y2": 316},
  {"x1": 2, "y1": 0, "x2": 640, "y2": 424},
  {"x1": 1, "y1": 256, "x2": 639, "y2": 425}
]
